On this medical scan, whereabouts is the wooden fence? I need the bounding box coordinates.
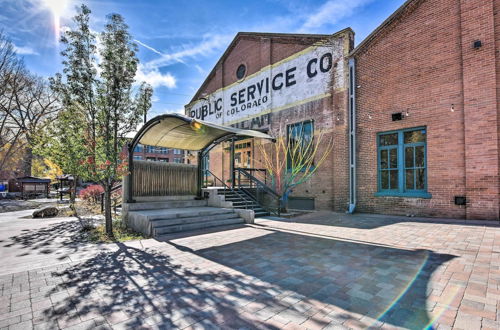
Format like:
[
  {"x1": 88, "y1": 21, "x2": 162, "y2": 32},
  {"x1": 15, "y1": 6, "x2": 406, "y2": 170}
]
[{"x1": 132, "y1": 160, "x2": 198, "y2": 196}]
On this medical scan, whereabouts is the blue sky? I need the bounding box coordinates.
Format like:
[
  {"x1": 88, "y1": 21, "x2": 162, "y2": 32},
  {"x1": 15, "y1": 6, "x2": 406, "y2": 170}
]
[{"x1": 1, "y1": 0, "x2": 406, "y2": 117}]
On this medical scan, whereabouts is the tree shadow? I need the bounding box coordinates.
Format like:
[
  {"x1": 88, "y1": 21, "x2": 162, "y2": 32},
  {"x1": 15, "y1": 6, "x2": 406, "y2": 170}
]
[
  {"x1": 188, "y1": 228, "x2": 456, "y2": 329},
  {"x1": 42, "y1": 243, "x2": 314, "y2": 329},
  {"x1": 1, "y1": 219, "x2": 100, "y2": 260}
]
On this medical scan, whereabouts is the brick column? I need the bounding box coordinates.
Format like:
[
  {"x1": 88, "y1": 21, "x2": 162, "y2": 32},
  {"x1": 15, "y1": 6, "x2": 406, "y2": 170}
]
[{"x1": 460, "y1": 0, "x2": 499, "y2": 220}]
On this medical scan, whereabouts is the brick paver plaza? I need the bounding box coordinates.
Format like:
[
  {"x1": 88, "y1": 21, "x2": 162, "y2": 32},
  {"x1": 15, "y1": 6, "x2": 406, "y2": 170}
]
[{"x1": 1, "y1": 211, "x2": 499, "y2": 329}]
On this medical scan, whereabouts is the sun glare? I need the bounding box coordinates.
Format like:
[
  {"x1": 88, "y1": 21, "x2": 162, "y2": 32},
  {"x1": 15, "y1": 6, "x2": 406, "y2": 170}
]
[{"x1": 41, "y1": 0, "x2": 70, "y2": 40}]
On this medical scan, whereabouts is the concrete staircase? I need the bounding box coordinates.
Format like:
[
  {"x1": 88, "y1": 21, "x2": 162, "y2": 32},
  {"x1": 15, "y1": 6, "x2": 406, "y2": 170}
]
[
  {"x1": 125, "y1": 197, "x2": 245, "y2": 238},
  {"x1": 217, "y1": 189, "x2": 270, "y2": 217}
]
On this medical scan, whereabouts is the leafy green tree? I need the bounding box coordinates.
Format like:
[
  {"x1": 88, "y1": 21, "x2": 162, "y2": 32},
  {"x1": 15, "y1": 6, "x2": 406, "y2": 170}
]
[{"x1": 40, "y1": 5, "x2": 151, "y2": 236}]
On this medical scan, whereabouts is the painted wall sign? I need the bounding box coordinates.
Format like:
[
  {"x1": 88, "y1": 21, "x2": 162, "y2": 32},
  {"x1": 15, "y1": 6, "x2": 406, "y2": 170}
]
[{"x1": 185, "y1": 44, "x2": 345, "y2": 125}]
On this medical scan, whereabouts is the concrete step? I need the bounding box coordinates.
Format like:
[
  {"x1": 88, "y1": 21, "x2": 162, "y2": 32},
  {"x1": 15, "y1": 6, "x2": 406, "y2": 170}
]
[
  {"x1": 126, "y1": 199, "x2": 207, "y2": 211},
  {"x1": 153, "y1": 217, "x2": 244, "y2": 236},
  {"x1": 134, "y1": 195, "x2": 197, "y2": 202},
  {"x1": 224, "y1": 196, "x2": 245, "y2": 201},
  {"x1": 129, "y1": 207, "x2": 234, "y2": 222},
  {"x1": 231, "y1": 200, "x2": 258, "y2": 206},
  {"x1": 151, "y1": 211, "x2": 239, "y2": 228}
]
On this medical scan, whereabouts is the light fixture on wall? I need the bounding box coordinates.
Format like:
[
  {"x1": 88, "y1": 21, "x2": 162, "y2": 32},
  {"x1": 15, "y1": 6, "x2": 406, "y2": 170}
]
[
  {"x1": 368, "y1": 114, "x2": 372, "y2": 119},
  {"x1": 405, "y1": 109, "x2": 410, "y2": 117},
  {"x1": 450, "y1": 104, "x2": 455, "y2": 112},
  {"x1": 473, "y1": 40, "x2": 482, "y2": 49},
  {"x1": 336, "y1": 114, "x2": 340, "y2": 121},
  {"x1": 392, "y1": 112, "x2": 403, "y2": 121}
]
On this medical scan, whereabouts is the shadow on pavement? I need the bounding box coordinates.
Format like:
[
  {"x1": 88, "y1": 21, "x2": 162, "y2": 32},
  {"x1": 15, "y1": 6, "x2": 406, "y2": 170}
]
[
  {"x1": 193, "y1": 228, "x2": 456, "y2": 329},
  {"x1": 42, "y1": 243, "x2": 290, "y2": 329},
  {"x1": 1, "y1": 219, "x2": 94, "y2": 260}
]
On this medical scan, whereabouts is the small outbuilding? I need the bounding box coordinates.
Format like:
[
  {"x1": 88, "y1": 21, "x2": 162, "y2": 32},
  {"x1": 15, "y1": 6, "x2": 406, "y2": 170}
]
[{"x1": 10, "y1": 176, "x2": 51, "y2": 199}]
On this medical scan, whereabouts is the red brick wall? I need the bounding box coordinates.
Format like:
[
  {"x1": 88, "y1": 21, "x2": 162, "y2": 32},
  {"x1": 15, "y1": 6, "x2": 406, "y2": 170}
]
[
  {"x1": 194, "y1": 31, "x2": 353, "y2": 211},
  {"x1": 494, "y1": 0, "x2": 500, "y2": 220},
  {"x1": 354, "y1": 0, "x2": 499, "y2": 220}
]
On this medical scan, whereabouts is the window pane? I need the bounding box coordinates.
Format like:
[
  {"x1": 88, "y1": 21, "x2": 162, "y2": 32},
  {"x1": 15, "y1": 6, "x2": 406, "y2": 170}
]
[
  {"x1": 415, "y1": 146, "x2": 425, "y2": 167},
  {"x1": 416, "y1": 168, "x2": 425, "y2": 190},
  {"x1": 404, "y1": 129, "x2": 426, "y2": 144},
  {"x1": 390, "y1": 149, "x2": 398, "y2": 168},
  {"x1": 381, "y1": 171, "x2": 389, "y2": 189},
  {"x1": 405, "y1": 147, "x2": 414, "y2": 168},
  {"x1": 406, "y1": 169, "x2": 414, "y2": 190},
  {"x1": 380, "y1": 133, "x2": 398, "y2": 146},
  {"x1": 389, "y1": 170, "x2": 398, "y2": 189},
  {"x1": 380, "y1": 150, "x2": 388, "y2": 169}
]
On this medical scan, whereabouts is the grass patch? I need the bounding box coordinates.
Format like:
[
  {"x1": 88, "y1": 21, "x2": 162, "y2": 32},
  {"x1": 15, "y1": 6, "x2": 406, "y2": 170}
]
[{"x1": 83, "y1": 218, "x2": 146, "y2": 243}]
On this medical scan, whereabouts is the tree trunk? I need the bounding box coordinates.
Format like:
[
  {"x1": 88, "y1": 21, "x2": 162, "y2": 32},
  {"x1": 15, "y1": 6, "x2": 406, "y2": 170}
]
[
  {"x1": 23, "y1": 146, "x2": 33, "y2": 177},
  {"x1": 104, "y1": 184, "x2": 113, "y2": 237},
  {"x1": 70, "y1": 175, "x2": 78, "y2": 204}
]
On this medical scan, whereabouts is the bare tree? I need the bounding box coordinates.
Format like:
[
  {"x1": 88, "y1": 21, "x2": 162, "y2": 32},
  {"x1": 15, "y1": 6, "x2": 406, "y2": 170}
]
[
  {"x1": 0, "y1": 32, "x2": 60, "y2": 177},
  {"x1": 258, "y1": 125, "x2": 333, "y2": 211}
]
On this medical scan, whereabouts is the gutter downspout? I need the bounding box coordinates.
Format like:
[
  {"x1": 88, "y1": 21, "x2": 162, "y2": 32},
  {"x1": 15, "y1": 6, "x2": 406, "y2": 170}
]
[{"x1": 348, "y1": 57, "x2": 357, "y2": 213}]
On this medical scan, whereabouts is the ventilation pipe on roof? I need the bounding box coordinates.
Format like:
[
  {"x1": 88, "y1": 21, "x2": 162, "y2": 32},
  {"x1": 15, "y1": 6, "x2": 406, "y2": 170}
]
[{"x1": 348, "y1": 58, "x2": 357, "y2": 214}]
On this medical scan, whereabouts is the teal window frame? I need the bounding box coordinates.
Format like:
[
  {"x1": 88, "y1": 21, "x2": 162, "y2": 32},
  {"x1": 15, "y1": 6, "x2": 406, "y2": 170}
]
[
  {"x1": 286, "y1": 120, "x2": 314, "y2": 172},
  {"x1": 375, "y1": 127, "x2": 431, "y2": 198}
]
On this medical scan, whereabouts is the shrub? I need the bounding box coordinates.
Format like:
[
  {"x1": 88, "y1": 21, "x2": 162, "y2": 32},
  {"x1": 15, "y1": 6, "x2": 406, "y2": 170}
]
[{"x1": 79, "y1": 184, "x2": 104, "y2": 204}]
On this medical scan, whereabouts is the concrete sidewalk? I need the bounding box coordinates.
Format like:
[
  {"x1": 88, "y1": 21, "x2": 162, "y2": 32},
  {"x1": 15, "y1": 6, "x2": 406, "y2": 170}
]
[{"x1": 0, "y1": 210, "x2": 159, "y2": 276}]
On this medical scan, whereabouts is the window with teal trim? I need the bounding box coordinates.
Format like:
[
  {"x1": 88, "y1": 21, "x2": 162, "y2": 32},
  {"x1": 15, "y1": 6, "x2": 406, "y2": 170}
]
[
  {"x1": 377, "y1": 127, "x2": 429, "y2": 198},
  {"x1": 287, "y1": 120, "x2": 313, "y2": 170}
]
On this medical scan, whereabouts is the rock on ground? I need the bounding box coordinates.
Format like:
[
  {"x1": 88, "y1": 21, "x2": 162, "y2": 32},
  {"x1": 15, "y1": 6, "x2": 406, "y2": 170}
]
[{"x1": 32, "y1": 206, "x2": 59, "y2": 218}]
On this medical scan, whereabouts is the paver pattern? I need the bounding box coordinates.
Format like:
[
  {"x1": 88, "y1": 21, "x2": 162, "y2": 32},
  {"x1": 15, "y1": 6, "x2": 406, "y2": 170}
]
[{"x1": 0, "y1": 211, "x2": 499, "y2": 329}]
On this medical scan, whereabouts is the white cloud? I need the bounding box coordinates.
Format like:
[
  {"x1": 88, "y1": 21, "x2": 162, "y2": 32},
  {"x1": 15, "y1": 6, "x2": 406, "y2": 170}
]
[
  {"x1": 167, "y1": 108, "x2": 185, "y2": 114},
  {"x1": 13, "y1": 44, "x2": 38, "y2": 55},
  {"x1": 143, "y1": 33, "x2": 232, "y2": 70},
  {"x1": 299, "y1": 0, "x2": 373, "y2": 32},
  {"x1": 135, "y1": 64, "x2": 176, "y2": 89}
]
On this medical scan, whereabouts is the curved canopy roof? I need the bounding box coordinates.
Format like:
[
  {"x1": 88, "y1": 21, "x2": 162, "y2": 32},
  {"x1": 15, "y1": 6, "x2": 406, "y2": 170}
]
[{"x1": 130, "y1": 114, "x2": 274, "y2": 151}]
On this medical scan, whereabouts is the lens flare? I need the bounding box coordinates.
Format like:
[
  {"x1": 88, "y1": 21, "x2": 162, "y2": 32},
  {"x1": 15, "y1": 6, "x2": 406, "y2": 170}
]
[
  {"x1": 190, "y1": 121, "x2": 203, "y2": 132},
  {"x1": 41, "y1": 0, "x2": 69, "y2": 41},
  {"x1": 367, "y1": 250, "x2": 460, "y2": 329}
]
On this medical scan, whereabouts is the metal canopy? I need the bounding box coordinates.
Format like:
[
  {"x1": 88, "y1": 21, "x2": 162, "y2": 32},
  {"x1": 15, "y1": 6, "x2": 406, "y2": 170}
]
[
  {"x1": 125, "y1": 113, "x2": 274, "y2": 202},
  {"x1": 131, "y1": 113, "x2": 274, "y2": 151}
]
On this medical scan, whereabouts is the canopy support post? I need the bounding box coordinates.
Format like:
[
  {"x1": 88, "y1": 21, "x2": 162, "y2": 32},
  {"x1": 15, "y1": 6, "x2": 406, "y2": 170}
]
[
  {"x1": 230, "y1": 137, "x2": 235, "y2": 189},
  {"x1": 197, "y1": 150, "x2": 204, "y2": 199},
  {"x1": 126, "y1": 142, "x2": 135, "y2": 203}
]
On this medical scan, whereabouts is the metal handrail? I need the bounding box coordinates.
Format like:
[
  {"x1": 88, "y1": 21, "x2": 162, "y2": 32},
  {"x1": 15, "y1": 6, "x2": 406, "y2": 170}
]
[
  {"x1": 234, "y1": 167, "x2": 268, "y2": 185},
  {"x1": 203, "y1": 170, "x2": 253, "y2": 210},
  {"x1": 234, "y1": 168, "x2": 280, "y2": 198},
  {"x1": 234, "y1": 168, "x2": 281, "y2": 216}
]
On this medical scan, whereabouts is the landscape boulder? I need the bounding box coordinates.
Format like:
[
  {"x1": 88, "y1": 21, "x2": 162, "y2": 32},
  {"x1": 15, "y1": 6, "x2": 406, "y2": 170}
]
[{"x1": 32, "y1": 206, "x2": 59, "y2": 218}]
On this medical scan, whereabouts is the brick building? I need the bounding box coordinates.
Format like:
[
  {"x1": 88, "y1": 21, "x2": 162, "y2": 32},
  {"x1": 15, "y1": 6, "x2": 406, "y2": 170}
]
[
  {"x1": 185, "y1": 29, "x2": 354, "y2": 210},
  {"x1": 184, "y1": 0, "x2": 499, "y2": 220},
  {"x1": 350, "y1": 0, "x2": 499, "y2": 220},
  {"x1": 130, "y1": 144, "x2": 185, "y2": 163}
]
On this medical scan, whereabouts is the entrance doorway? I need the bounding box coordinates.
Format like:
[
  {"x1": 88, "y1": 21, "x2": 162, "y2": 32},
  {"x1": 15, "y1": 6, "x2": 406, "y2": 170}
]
[{"x1": 234, "y1": 138, "x2": 253, "y2": 169}]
